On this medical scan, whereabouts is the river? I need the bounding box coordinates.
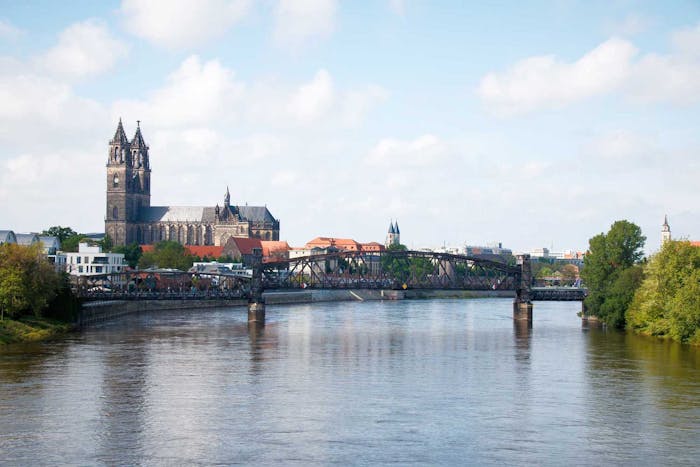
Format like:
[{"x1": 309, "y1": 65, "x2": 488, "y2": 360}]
[{"x1": 1, "y1": 299, "x2": 699, "y2": 465}]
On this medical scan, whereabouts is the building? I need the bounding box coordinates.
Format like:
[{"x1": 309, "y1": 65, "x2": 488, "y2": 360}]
[
  {"x1": 15, "y1": 233, "x2": 40, "y2": 246},
  {"x1": 64, "y1": 242, "x2": 126, "y2": 276},
  {"x1": 105, "y1": 120, "x2": 280, "y2": 247},
  {"x1": 0, "y1": 230, "x2": 17, "y2": 245},
  {"x1": 385, "y1": 221, "x2": 400, "y2": 248},
  {"x1": 662, "y1": 215, "x2": 671, "y2": 245},
  {"x1": 305, "y1": 237, "x2": 385, "y2": 253},
  {"x1": 529, "y1": 247, "x2": 550, "y2": 258}
]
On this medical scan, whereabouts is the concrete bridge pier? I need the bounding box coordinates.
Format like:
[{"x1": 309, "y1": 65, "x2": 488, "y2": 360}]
[
  {"x1": 248, "y1": 247, "x2": 265, "y2": 325},
  {"x1": 513, "y1": 254, "x2": 533, "y2": 327}
]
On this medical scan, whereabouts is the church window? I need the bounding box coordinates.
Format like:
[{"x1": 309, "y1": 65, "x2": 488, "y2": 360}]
[
  {"x1": 113, "y1": 174, "x2": 119, "y2": 187},
  {"x1": 113, "y1": 206, "x2": 118, "y2": 219}
]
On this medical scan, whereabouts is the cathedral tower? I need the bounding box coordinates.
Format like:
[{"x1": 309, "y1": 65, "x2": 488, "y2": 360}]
[
  {"x1": 105, "y1": 119, "x2": 151, "y2": 245},
  {"x1": 662, "y1": 215, "x2": 671, "y2": 245}
]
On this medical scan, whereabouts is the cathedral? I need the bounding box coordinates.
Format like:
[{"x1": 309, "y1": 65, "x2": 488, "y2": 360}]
[{"x1": 105, "y1": 120, "x2": 280, "y2": 247}]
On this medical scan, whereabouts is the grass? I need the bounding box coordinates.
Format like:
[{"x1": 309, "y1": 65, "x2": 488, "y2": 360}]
[{"x1": 0, "y1": 316, "x2": 74, "y2": 345}]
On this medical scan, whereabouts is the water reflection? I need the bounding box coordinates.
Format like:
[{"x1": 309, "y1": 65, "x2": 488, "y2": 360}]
[{"x1": 0, "y1": 300, "x2": 698, "y2": 466}]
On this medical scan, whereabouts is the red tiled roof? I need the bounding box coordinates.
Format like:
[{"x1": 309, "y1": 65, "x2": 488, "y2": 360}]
[
  {"x1": 186, "y1": 245, "x2": 224, "y2": 258},
  {"x1": 139, "y1": 244, "x2": 224, "y2": 258},
  {"x1": 690, "y1": 241, "x2": 700, "y2": 247},
  {"x1": 261, "y1": 240, "x2": 290, "y2": 257},
  {"x1": 227, "y1": 237, "x2": 262, "y2": 255}
]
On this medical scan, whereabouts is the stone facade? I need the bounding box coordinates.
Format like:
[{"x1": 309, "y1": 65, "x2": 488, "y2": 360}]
[{"x1": 105, "y1": 120, "x2": 279, "y2": 247}]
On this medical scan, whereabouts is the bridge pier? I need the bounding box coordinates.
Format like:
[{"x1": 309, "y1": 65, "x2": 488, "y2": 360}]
[
  {"x1": 248, "y1": 247, "x2": 265, "y2": 325},
  {"x1": 514, "y1": 254, "x2": 533, "y2": 327}
]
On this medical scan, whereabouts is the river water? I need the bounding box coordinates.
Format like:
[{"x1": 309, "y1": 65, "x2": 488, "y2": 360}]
[{"x1": 1, "y1": 299, "x2": 699, "y2": 465}]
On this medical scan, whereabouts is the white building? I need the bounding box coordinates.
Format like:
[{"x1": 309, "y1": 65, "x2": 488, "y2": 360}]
[
  {"x1": 530, "y1": 247, "x2": 550, "y2": 258},
  {"x1": 63, "y1": 242, "x2": 126, "y2": 276}
]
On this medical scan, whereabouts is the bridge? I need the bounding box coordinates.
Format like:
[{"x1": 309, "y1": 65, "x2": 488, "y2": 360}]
[{"x1": 74, "y1": 250, "x2": 586, "y2": 326}]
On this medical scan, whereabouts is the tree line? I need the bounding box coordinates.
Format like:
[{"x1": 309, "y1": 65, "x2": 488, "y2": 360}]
[{"x1": 581, "y1": 220, "x2": 700, "y2": 345}]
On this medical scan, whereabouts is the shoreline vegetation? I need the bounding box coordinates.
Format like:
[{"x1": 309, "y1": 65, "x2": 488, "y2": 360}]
[
  {"x1": 581, "y1": 220, "x2": 700, "y2": 346},
  {"x1": 0, "y1": 316, "x2": 74, "y2": 345},
  {"x1": 1, "y1": 242, "x2": 80, "y2": 346}
]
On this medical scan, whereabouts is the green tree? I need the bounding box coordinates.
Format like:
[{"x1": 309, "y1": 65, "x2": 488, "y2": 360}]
[
  {"x1": 61, "y1": 233, "x2": 88, "y2": 252},
  {"x1": 581, "y1": 220, "x2": 646, "y2": 328},
  {"x1": 138, "y1": 241, "x2": 195, "y2": 270},
  {"x1": 41, "y1": 226, "x2": 77, "y2": 245},
  {"x1": 0, "y1": 266, "x2": 26, "y2": 320},
  {"x1": 113, "y1": 243, "x2": 143, "y2": 268},
  {"x1": 627, "y1": 240, "x2": 700, "y2": 344},
  {"x1": 536, "y1": 266, "x2": 555, "y2": 279},
  {"x1": 0, "y1": 243, "x2": 60, "y2": 318},
  {"x1": 99, "y1": 234, "x2": 113, "y2": 252}
]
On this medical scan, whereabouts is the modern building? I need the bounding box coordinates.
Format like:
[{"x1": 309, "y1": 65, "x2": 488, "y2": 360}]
[
  {"x1": 64, "y1": 242, "x2": 126, "y2": 276},
  {"x1": 105, "y1": 120, "x2": 280, "y2": 247},
  {"x1": 0, "y1": 230, "x2": 17, "y2": 245},
  {"x1": 15, "y1": 233, "x2": 40, "y2": 246}
]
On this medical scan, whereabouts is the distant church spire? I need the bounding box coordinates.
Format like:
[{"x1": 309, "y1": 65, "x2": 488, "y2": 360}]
[
  {"x1": 386, "y1": 219, "x2": 400, "y2": 248},
  {"x1": 662, "y1": 214, "x2": 671, "y2": 245},
  {"x1": 224, "y1": 186, "x2": 231, "y2": 207}
]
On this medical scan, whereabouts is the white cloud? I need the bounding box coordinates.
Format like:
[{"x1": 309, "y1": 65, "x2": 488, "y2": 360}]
[
  {"x1": 287, "y1": 69, "x2": 334, "y2": 123},
  {"x1": 273, "y1": 0, "x2": 337, "y2": 49},
  {"x1": 113, "y1": 55, "x2": 245, "y2": 127},
  {"x1": 340, "y1": 84, "x2": 389, "y2": 126},
  {"x1": 0, "y1": 18, "x2": 24, "y2": 40},
  {"x1": 628, "y1": 23, "x2": 700, "y2": 103},
  {"x1": 478, "y1": 38, "x2": 637, "y2": 116},
  {"x1": 38, "y1": 19, "x2": 128, "y2": 79},
  {"x1": 120, "y1": 0, "x2": 251, "y2": 49},
  {"x1": 365, "y1": 134, "x2": 447, "y2": 167},
  {"x1": 479, "y1": 23, "x2": 700, "y2": 115},
  {"x1": 0, "y1": 149, "x2": 104, "y2": 232},
  {"x1": 0, "y1": 73, "x2": 106, "y2": 147}
]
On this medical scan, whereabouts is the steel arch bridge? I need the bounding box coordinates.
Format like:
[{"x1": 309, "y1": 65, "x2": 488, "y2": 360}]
[
  {"x1": 261, "y1": 250, "x2": 522, "y2": 292},
  {"x1": 74, "y1": 251, "x2": 584, "y2": 303}
]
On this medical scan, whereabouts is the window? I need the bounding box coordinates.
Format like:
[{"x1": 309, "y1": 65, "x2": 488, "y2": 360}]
[
  {"x1": 95, "y1": 266, "x2": 102, "y2": 273},
  {"x1": 78, "y1": 266, "x2": 83, "y2": 273},
  {"x1": 113, "y1": 174, "x2": 119, "y2": 187},
  {"x1": 76, "y1": 256, "x2": 81, "y2": 264},
  {"x1": 113, "y1": 206, "x2": 118, "y2": 219}
]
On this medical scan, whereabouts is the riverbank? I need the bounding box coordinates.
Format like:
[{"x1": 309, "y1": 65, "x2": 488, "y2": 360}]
[{"x1": 0, "y1": 316, "x2": 74, "y2": 345}]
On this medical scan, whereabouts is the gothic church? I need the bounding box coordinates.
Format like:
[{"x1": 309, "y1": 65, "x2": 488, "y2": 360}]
[{"x1": 105, "y1": 120, "x2": 279, "y2": 247}]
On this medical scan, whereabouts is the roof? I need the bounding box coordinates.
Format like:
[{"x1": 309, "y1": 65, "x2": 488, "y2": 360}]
[
  {"x1": 237, "y1": 205, "x2": 276, "y2": 224},
  {"x1": 39, "y1": 236, "x2": 60, "y2": 247},
  {"x1": 691, "y1": 241, "x2": 700, "y2": 247},
  {"x1": 140, "y1": 206, "x2": 208, "y2": 223},
  {"x1": 15, "y1": 233, "x2": 39, "y2": 245},
  {"x1": 139, "y1": 205, "x2": 275, "y2": 224},
  {"x1": 0, "y1": 230, "x2": 17, "y2": 244},
  {"x1": 225, "y1": 237, "x2": 262, "y2": 255},
  {"x1": 186, "y1": 245, "x2": 224, "y2": 258},
  {"x1": 305, "y1": 237, "x2": 362, "y2": 251},
  {"x1": 261, "y1": 241, "x2": 290, "y2": 257}
]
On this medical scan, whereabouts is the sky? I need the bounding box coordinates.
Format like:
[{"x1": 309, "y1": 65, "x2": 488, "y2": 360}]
[{"x1": 1, "y1": 0, "x2": 699, "y2": 253}]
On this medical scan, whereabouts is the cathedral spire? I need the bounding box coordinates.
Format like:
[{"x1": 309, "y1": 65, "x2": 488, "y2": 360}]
[
  {"x1": 131, "y1": 121, "x2": 147, "y2": 149},
  {"x1": 111, "y1": 118, "x2": 129, "y2": 146},
  {"x1": 224, "y1": 186, "x2": 231, "y2": 207}
]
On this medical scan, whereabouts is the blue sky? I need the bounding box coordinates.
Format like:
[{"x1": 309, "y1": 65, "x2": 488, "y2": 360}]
[{"x1": 1, "y1": 0, "x2": 699, "y2": 253}]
